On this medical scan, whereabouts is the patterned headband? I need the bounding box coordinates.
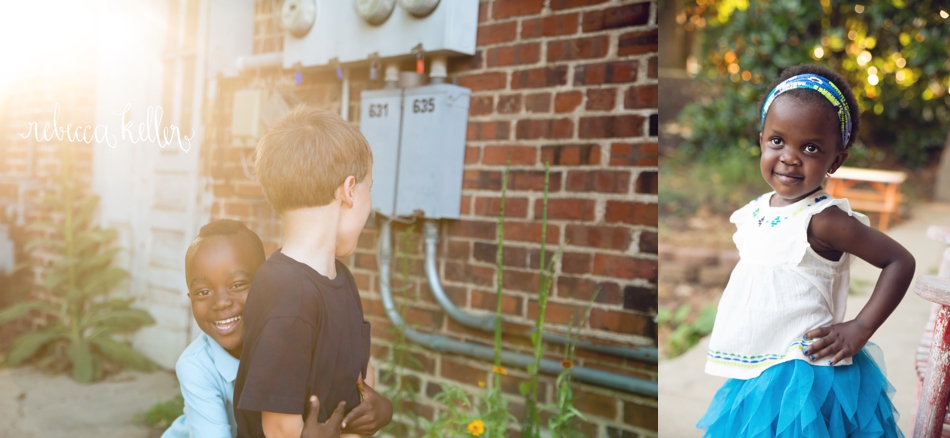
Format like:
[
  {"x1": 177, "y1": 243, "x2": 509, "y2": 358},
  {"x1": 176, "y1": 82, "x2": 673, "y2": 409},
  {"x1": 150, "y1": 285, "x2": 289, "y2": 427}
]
[{"x1": 760, "y1": 73, "x2": 853, "y2": 147}]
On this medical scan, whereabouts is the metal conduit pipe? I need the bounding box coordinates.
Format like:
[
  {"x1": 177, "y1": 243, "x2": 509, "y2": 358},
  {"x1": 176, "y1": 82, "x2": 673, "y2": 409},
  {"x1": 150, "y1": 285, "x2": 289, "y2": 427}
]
[
  {"x1": 235, "y1": 52, "x2": 283, "y2": 71},
  {"x1": 378, "y1": 219, "x2": 658, "y2": 397},
  {"x1": 421, "y1": 220, "x2": 659, "y2": 363}
]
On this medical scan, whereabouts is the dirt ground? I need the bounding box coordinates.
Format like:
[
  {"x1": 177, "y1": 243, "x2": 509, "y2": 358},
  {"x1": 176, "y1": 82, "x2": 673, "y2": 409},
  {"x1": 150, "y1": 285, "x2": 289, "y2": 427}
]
[{"x1": 0, "y1": 366, "x2": 180, "y2": 438}]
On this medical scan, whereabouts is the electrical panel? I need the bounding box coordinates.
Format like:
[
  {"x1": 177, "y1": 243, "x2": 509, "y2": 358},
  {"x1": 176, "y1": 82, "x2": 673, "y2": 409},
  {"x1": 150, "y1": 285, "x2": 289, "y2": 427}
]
[
  {"x1": 359, "y1": 87, "x2": 403, "y2": 216},
  {"x1": 281, "y1": 0, "x2": 478, "y2": 69},
  {"x1": 360, "y1": 83, "x2": 469, "y2": 219}
]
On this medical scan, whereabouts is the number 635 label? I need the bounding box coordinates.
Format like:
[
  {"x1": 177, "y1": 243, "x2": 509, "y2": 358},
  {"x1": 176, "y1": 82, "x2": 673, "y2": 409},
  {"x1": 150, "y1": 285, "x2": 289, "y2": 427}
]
[{"x1": 412, "y1": 98, "x2": 435, "y2": 113}]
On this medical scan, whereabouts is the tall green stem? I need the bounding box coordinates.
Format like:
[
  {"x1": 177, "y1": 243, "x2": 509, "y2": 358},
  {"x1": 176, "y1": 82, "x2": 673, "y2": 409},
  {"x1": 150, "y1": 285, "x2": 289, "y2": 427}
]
[
  {"x1": 493, "y1": 165, "x2": 509, "y2": 389},
  {"x1": 523, "y1": 161, "x2": 551, "y2": 437}
]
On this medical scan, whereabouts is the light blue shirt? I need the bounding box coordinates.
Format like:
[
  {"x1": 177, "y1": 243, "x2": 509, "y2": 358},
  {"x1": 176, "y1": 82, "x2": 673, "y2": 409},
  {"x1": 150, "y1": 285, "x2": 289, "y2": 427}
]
[{"x1": 162, "y1": 332, "x2": 239, "y2": 438}]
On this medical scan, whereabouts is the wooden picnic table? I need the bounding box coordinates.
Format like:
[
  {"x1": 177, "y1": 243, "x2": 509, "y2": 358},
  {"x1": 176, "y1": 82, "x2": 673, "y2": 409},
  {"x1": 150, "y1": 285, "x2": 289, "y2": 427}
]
[{"x1": 825, "y1": 166, "x2": 907, "y2": 232}]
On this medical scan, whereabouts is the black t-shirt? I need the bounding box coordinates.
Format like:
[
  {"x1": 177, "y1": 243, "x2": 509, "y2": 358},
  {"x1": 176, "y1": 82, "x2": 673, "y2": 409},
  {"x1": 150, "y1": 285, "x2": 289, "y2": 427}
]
[{"x1": 234, "y1": 250, "x2": 371, "y2": 437}]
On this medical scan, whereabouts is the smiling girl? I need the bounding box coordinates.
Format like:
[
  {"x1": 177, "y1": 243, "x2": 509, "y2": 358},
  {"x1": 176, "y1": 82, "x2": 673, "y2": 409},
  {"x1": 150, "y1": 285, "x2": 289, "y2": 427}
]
[{"x1": 696, "y1": 65, "x2": 915, "y2": 437}]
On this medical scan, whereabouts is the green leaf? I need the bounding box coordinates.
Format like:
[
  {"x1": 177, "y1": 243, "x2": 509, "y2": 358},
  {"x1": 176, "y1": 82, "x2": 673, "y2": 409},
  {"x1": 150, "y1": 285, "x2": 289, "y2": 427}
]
[
  {"x1": 76, "y1": 247, "x2": 121, "y2": 274},
  {"x1": 79, "y1": 267, "x2": 128, "y2": 297},
  {"x1": 24, "y1": 238, "x2": 64, "y2": 253},
  {"x1": 7, "y1": 328, "x2": 66, "y2": 365},
  {"x1": 672, "y1": 305, "x2": 692, "y2": 325},
  {"x1": 693, "y1": 305, "x2": 718, "y2": 335},
  {"x1": 83, "y1": 308, "x2": 155, "y2": 331},
  {"x1": 519, "y1": 381, "x2": 530, "y2": 397},
  {"x1": 656, "y1": 307, "x2": 672, "y2": 325},
  {"x1": 0, "y1": 301, "x2": 57, "y2": 324},
  {"x1": 72, "y1": 195, "x2": 100, "y2": 227},
  {"x1": 89, "y1": 336, "x2": 155, "y2": 371},
  {"x1": 67, "y1": 337, "x2": 95, "y2": 383},
  {"x1": 25, "y1": 221, "x2": 58, "y2": 232}
]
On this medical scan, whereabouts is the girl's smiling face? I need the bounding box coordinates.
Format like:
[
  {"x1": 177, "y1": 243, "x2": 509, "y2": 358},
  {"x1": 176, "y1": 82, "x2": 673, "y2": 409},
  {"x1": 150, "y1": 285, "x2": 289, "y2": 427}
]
[{"x1": 760, "y1": 96, "x2": 849, "y2": 207}]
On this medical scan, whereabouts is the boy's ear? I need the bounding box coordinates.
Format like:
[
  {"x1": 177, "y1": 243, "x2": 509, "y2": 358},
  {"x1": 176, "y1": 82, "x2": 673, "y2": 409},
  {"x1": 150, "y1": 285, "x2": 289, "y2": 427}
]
[{"x1": 338, "y1": 175, "x2": 357, "y2": 207}]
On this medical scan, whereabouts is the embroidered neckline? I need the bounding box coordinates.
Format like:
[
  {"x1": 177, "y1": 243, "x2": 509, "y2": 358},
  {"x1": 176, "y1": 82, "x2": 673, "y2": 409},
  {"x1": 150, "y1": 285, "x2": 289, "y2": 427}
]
[{"x1": 754, "y1": 192, "x2": 830, "y2": 227}]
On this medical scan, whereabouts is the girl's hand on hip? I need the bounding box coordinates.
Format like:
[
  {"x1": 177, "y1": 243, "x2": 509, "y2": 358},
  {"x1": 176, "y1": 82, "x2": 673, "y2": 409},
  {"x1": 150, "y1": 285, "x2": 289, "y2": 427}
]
[{"x1": 803, "y1": 320, "x2": 873, "y2": 365}]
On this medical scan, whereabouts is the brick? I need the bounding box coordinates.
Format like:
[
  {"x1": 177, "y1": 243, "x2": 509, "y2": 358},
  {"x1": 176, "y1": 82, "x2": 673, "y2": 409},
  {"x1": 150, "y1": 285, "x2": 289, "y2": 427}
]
[
  {"x1": 579, "y1": 115, "x2": 643, "y2": 138},
  {"x1": 492, "y1": 0, "x2": 544, "y2": 19},
  {"x1": 624, "y1": 401, "x2": 658, "y2": 431},
  {"x1": 212, "y1": 183, "x2": 232, "y2": 197},
  {"x1": 639, "y1": 230, "x2": 657, "y2": 254},
  {"x1": 524, "y1": 12, "x2": 580, "y2": 38},
  {"x1": 561, "y1": 252, "x2": 592, "y2": 274},
  {"x1": 473, "y1": 242, "x2": 527, "y2": 268},
  {"x1": 460, "y1": 195, "x2": 472, "y2": 215},
  {"x1": 511, "y1": 66, "x2": 569, "y2": 89},
  {"x1": 482, "y1": 145, "x2": 537, "y2": 165},
  {"x1": 527, "y1": 300, "x2": 585, "y2": 325},
  {"x1": 610, "y1": 142, "x2": 657, "y2": 166},
  {"x1": 566, "y1": 170, "x2": 631, "y2": 193},
  {"x1": 700, "y1": 266, "x2": 734, "y2": 287},
  {"x1": 502, "y1": 269, "x2": 540, "y2": 293},
  {"x1": 471, "y1": 288, "x2": 523, "y2": 315},
  {"x1": 478, "y1": 1, "x2": 488, "y2": 22},
  {"x1": 500, "y1": 373, "x2": 547, "y2": 400},
  {"x1": 487, "y1": 43, "x2": 541, "y2": 67},
  {"x1": 605, "y1": 201, "x2": 657, "y2": 225},
  {"x1": 574, "y1": 61, "x2": 638, "y2": 85},
  {"x1": 650, "y1": 113, "x2": 658, "y2": 136},
  {"x1": 606, "y1": 427, "x2": 638, "y2": 438},
  {"x1": 445, "y1": 219, "x2": 497, "y2": 240},
  {"x1": 504, "y1": 222, "x2": 560, "y2": 245},
  {"x1": 354, "y1": 252, "x2": 378, "y2": 270},
  {"x1": 589, "y1": 308, "x2": 652, "y2": 335},
  {"x1": 593, "y1": 253, "x2": 656, "y2": 282},
  {"x1": 515, "y1": 118, "x2": 573, "y2": 139},
  {"x1": 362, "y1": 297, "x2": 386, "y2": 318},
  {"x1": 586, "y1": 88, "x2": 616, "y2": 110},
  {"x1": 357, "y1": 231, "x2": 377, "y2": 250},
  {"x1": 636, "y1": 171, "x2": 657, "y2": 194},
  {"x1": 648, "y1": 56, "x2": 657, "y2": 78},
  {"x1": 405, "y1": 307, "x2": 444, "y2": 329},
  {"x1": 625, "y1": 84, "x2": 658, "y2": 109},
  {"x1": 469, "y1": 95, "x2": 494, "y2": 116},
  {"x1": 535, "y1": 198, "x2": 596, "y2": 221},
  {"x1": 619, "y1": 29, "x2": 659, "y2": 56},
  {"x1": 467, "y1": 121, "x2": 510, "y2": 140},
  {"x1": 445, "y1": 261, "x2": 496, "y2": 287},
  {"x1": 464, "y1": 146, "x2": 480, "y2": 164},
  {"x1": 463, "y1": 170, "x2": 503, "y2": 190},
  {"x1": 541, "y1": 144, "x2": 600, "y2": 166},
  {"x1": 234, "y1": 183, "x2": 264, "y2": 197},
  {"x1": 477, "y1": 21, "x2": 517, "y2": 46},
  {"x1": 441, "y1": 358, "x2": 486, "y2": 386},
  {"x1": 450, "y1": 50, "x2": 483, "y2": 72},
  {"x1": 582, "y1": 4, "x2": 650, "y2": 32},
  {"x1": 547, "y1": 35, "x2": 609, "y2": 62},
  {"x1": 447, "y1": 240, "x2": 470, "y2": 261},
  {"x1": 554, "y1": 91, "x2": 583, "y2": 113},
  {"x1": 509, "y1": 170, "x2": 562, "y2": 191},
  {"x1": 557, "y1": 276, "x2": 622, "y2": 304},
  {"x1": 550, "y1": 0, "x2": 608, "y2": 10},
  {"x1": 224, "y1": 202, "x2": 252, "y2": 217},
  {"x1": 565, "y1": 224, "x2": 631, "y2": 250},
  {"x1": 497, "y1": 94, "x2": 523, "y2": 114},
  {"x1": 572, "y1": 387, "x2": 617, "y2": 419},
  {"x1": 458, "y1": 72, "x2": 507, "y2": 91},
  {"x1": 524, "y1": 93, "x2": 552, "y2": 113},
  {"x1": 474, "y1": 196, "x2": 529, "y2": 218},
  {"x1": 527, "y1": 249, "x2": 557, "y2": 270},
  {"x1": 623, "y1": 286, "x2": 657, "y2": 313}
]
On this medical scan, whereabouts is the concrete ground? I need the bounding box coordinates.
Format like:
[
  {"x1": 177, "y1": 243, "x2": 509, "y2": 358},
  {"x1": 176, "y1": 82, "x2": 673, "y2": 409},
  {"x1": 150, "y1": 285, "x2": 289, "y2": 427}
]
[
  {"x1": 659, "y1": 202, "x2": 950, "y2": 437},
  {"x1": 0, "y1": 367, "x2": 180, "y2": 438}
]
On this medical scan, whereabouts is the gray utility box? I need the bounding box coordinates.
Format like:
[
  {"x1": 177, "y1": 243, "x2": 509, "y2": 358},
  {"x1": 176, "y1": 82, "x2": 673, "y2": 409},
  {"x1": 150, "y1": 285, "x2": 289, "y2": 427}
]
[
  {"x1": 359, "y1": 83, "x2": 470, "y2": 220},
  {"x1": 360, "y1": 87, "x2": 404, "y2": 217}
]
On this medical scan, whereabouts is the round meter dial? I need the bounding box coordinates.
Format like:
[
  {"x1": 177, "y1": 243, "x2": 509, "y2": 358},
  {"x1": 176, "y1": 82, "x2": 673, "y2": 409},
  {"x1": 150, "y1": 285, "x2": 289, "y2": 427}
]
[
  {"x1": 398, "y1": 0, "x2": 439, "y2": 17},
  {"x1": 281, "y1": 0, "x2": 316, "y2": 37},
  {"x1": 354, "y1": 0, "x2": 397, "y2": 25}
]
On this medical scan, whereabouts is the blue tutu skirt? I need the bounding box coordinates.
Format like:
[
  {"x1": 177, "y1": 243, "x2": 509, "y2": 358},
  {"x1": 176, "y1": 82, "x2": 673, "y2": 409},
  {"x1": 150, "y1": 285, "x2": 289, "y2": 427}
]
[{"x1": 697, "y1": 344, "x2": 903, "y2": 437}]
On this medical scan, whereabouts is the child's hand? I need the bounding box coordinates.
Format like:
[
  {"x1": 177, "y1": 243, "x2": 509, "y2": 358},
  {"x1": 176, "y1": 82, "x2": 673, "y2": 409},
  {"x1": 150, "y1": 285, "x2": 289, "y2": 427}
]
[
  {"x1": 803, "y1": 319, "x2": 874, "y2": 365},
  {"x1": 340, "y1": 374, "x2": 393, "y2": 435},
  {"x1": 301, "y1": 395, "x2": 345, "y2": 438}
]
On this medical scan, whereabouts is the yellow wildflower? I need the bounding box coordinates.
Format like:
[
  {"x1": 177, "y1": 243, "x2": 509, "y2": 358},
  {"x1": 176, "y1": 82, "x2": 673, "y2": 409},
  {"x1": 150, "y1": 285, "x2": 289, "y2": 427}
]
[
  {"x1": 467, "y1": 419, "x2": 485, "y2": 436},
  {"x1": 492, "y1": 365, "x2": 507, "y2": 375},
  {"x1": 478, "y1": 381, "x2": 486, "y2": 387},
  {"x1": 561, "y1": 360, "x2": 573, "y2": 370}
]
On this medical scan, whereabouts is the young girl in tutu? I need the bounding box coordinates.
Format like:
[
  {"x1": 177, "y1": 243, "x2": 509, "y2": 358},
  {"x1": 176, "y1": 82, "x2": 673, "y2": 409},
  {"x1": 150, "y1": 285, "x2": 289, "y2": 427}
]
[{"x1": 697, "y1": 64, "x2": 916, "y2": 437}]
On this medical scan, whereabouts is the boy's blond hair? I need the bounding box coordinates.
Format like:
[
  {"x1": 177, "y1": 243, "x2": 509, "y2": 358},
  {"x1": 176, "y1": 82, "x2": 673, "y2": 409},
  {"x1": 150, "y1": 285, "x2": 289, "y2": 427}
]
[{"x1": 254, "y1": 105, "x2": 373, "y2": 213}]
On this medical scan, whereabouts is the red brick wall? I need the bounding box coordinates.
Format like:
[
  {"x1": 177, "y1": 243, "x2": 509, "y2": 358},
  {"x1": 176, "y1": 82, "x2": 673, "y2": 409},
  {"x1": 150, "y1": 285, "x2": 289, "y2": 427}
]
[{"x1": 209, "y1": 1, "x2": 657, "y2": 435}]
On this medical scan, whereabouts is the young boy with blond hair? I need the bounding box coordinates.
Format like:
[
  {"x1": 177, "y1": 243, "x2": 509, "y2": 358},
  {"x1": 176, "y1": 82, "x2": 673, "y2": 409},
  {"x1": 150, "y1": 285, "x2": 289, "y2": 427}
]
[{"x1": 234, "y1": 106, "x2": 391, "y2": 437}]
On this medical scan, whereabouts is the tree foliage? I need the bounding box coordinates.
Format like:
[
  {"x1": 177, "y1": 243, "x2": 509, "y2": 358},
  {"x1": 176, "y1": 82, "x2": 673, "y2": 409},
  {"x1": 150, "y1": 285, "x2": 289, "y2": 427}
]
[{"x1": 679, "y1": 0, "x2": 950, "y2": 166}]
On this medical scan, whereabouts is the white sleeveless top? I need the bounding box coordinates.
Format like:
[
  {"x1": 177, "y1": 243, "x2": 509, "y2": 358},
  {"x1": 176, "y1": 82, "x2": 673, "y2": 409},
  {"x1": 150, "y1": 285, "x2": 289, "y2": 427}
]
[{"x1": 705, "y1": 190, "x2": 871, "y2": 379}]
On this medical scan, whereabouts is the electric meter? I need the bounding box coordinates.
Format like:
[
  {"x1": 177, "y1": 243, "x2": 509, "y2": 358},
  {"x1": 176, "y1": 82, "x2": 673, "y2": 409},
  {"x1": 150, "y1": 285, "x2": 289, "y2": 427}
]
[
  {"x1": 281, "y1": 0, "x2": 316, "y2": 37},
  {"x1": 354, "y1": 0, "x2": 396, "y2": 25},
  {"x1": 398, "y1": 0, "x2": 439, "y2": 17}
]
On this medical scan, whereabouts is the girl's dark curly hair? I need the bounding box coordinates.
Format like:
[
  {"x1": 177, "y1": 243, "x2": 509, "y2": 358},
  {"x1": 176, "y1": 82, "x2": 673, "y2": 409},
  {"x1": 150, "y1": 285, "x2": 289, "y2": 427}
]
[{"x1": 759, "y1": 64, "x2": 860, "y2": 149}]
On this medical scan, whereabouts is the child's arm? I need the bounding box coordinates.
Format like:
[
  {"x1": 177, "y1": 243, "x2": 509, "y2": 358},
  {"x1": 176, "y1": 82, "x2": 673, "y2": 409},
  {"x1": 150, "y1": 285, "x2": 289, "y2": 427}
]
[
  {"x1": 340, "y1": 363, "x2": 393, "y2": 436},
  {"x1": 802, "y1": 207, "x2": 916, "y2": 365},
  {"x1": 175, "y1": 359, "x2": 234, "y2": 437}
]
